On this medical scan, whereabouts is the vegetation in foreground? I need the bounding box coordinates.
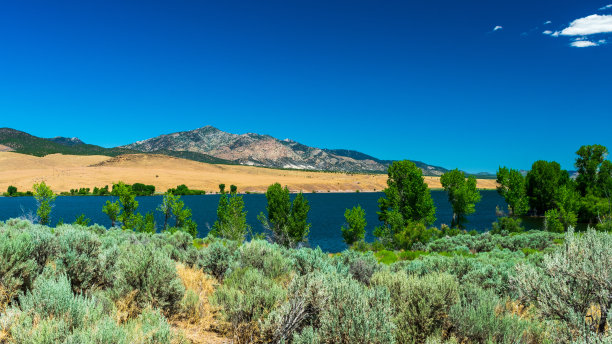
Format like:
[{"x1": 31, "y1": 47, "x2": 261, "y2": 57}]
[{"x1": 0, "y1": 219, "x2": 609, "y2": 344}]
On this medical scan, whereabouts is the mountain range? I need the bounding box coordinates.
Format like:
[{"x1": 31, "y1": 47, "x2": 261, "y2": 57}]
[{"x1": 0, "y1": 126, "x2": 495, "y2": 178}]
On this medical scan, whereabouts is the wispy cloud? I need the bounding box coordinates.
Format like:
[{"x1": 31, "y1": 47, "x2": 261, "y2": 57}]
[
  {"x1": 560, "y1": 14, "x2": 612, "y2": 36},
  {"x1": 599, "y1": 4, "x2": 612, "y2": 10},
  {"x1": 543, "y1": 30, "x2": 553, "y2": 35},
  {"x1": 493, "y1": 25, "x2": 503, "y2": 31},
  {"x1": 570, "y1": 40, "x2": 599, "y2": 47},
  {"x1": 544, "y1": 20, "x2": 552, "y2": 25}
]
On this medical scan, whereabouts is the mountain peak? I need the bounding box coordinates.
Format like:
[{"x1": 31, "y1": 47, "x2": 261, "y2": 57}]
[{"x1": 47, "y1": 136, "x2": 85, "y2": 146}]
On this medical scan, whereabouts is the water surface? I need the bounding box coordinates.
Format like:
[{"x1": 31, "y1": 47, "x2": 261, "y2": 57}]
[{"x1": 0, "y1": 191, "x2": 512, "y2": 251}]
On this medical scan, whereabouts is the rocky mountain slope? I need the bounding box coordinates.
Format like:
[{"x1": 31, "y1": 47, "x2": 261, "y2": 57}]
[
  {"x1": 46, "y1": 136, "x2": 85, "y2": 146},
  {"x1": 123, "y1": 126, "x2": 453, "y2": 175},
  {"x1": 0, "y1": 126, "x2": 494, "y2": 177}
]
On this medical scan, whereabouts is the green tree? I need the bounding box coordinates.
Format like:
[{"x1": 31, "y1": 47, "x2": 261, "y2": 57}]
[
  {"x1": 574, "y1": 145, "x2": 611, "y2": 223},
  {"x1": 525, "y1": 160, "x2": 569, "y2": 215},
  {"x1": 33, "y1": 181, "x2": 56, "y2": 225},
  {"x1": 544, "y1": 209, "x2": 564, "y2": 233},
  {"x1": 167, "y1": 193, "x2": 197, "y2": 237},
  {"x1": 496, "y1": 167, "x2": 529, "y2": 215},
  {"x1": 73, "y1": 214, "x2": 91, "y2": 226},
  {"x1": 575, "y1": 144, "x2": 608, "y2": 196},
  {"x1": 138, "y1": 212, "x2": 157, "y2": 234},
  {"x1": 287, "y1": 193, "x2": 310, "y2": 246},
  {"x1": 440, "y1": 169, "x2": 481, "y2": 228},
  {"x1": 211, "y1": 184, "x2": 250, "y2": 241},
  {"x1": 7, "y1": 185, "x2": 17, "y2": 196},
  {"x1": 341, "y1": 205, "x2": 367, "y2": 246},
  {"x1": 113, "y1": 182, "x2": 139, "y2": 229},
  {"x1": 259, "y1": 183, "x2": 311, "y2": 247},
  {"x1": 102, "y1": 200, "x2": 121, "y2": 227},
  {"x1": 375, "y1": 160, "x2": 436, "y2": 246},
  {"x1": 157, "y1": 192, "x2": 178, "y2": 231}
]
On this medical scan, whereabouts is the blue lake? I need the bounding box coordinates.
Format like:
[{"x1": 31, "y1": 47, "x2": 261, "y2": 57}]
[{"x1": 0, "y1": 191, "x2": 525, "y2": 252}]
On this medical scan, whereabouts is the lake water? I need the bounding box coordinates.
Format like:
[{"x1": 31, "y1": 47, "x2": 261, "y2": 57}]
[{"x1": 0, "y1": 191, "x2": 526, "y2": 252}]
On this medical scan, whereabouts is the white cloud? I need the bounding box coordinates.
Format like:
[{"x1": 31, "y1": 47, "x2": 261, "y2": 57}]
[
  {"x1": 544, "y1": 20, "x2": 552, "y2": 24},
  {"x1": 543, "y1": 30, "x2": 553, "y2": 35},
  {"x1": 599, "y1": 4, "x2": 612, "y2": 10},
  {"x1": 560, "y1": 14, "x2": 612, "y2": 36},
  {"x1": 599, "y1": 39, "x2": 607, "y2": 43},
  {"x1": 570, "y1": 40, "x2": 599, "y2": 47},
  {"x1": 551, "y1": 31, "x2": 561, "y2": 37},
  {"x1": 493, "y1": 25, "x2": 503, "y2": 31}
]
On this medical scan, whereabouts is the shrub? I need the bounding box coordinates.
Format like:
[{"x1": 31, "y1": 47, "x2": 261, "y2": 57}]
[
  {"x1": 112, "y1": 243, "x2": 185, "y2": 316},
  {"x1": 491, "y1": 216, "x2": 525, "y2": 235},
  {"x1": 235, "y1": 240, "x2": 292, "y2": 280},
  {"x1": 544, "y1": 209, "x2": 564, "y2": 233},
  {"x1": 197, "y1": 239, "x2": 237, "y2": 280},
  {"x1": 393, "y1": 249, "x2": 523, "y2": 297},
  {"x1": 334, "y1": 250, "x2": 379, "y2": 285},
  {"x1": 54, "y1": 226, "x2": 107, "y2": 293},
  {"x1": 289, "y1": 272, "x2": 396, "y2": 344},
  {"x1": 513, "y1": 228, "x2": 612, "y2": 342},
  {"x1": 287, "y1": 247, "x2": 338, "y2": 276},
  {"x1": 371, "y1": 271, "x2": 459, "y2": 343},
  {"x1": 211, "y1": 268, "x2": 286, "y2": 343},
  {"x1": 449, "y1": 287, "x2": 543, "y2": 344},
  {"x1": 3, "y1": 272, "x2": 123, "y2": 344},
  {"x1": 0, "y1": 226, "x2": 39, "y2": 306},
  {"x1": 375, "y1": 250, "x2": 399, "y2": 265}
]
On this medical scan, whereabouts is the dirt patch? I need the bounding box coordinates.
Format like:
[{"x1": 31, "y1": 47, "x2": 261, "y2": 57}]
[{"x1": 0, "y1": 144, "x2": 14, "y2": 152}]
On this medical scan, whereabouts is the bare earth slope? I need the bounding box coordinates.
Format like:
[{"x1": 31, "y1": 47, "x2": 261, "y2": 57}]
[{"x1": 0, "y1": 152, "x2": 497, "y2": 193}]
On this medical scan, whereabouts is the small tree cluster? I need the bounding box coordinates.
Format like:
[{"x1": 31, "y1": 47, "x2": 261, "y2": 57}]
[{"x1": 259, "y1": 183, "x2": 311, "y2": 248}]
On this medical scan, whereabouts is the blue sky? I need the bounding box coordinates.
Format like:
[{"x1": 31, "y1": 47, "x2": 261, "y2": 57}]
[{"x1": 1, "y1": 0, "x2": 611, "y2": 173}]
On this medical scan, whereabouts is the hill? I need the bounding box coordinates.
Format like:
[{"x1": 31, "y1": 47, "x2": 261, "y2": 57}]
[
  {"x1": 0, "y1": 128, "x2": 230, "y2": 165},
  {"x1": 0, "y1": 127, "x2": 496, "y2": 177},
  {"x1": 123, "y1": 126, "x2": 466, "y2": 176},
  {"x1": 0, "y1": 152, "x2": 498, "y2": 193}
]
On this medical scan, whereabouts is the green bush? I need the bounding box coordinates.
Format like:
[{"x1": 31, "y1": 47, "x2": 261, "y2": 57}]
[
  {"x1": 393, "y1": 249, "x2": 523, "y2": 297},
  {"x1": 211, "y1": 268, "x2": 286, "y2": 341},
  {"x1": 287, "y1": 247, "x2": 338, "y2": 276},
  {"x1": 290, "y1": 272, "x2": 395, "y2": 344},
  {"x1": 197, "y1": 239, "x2": 237, "y2": 280},
  {"x1": 375, "y1": 250, "x2": 399, "y2": 265},
  {"x1": 491, "y1": 216, "x2": 525, "y2": 235},
  {"x1": 235, "y1": 240, "x2": 292, "y2": 280},
  {"x1": 544, "y1": 209, "x2": 564, "y2": 233},
  {"x1": 449, "y1": 287, "x2": 543, "y2": 344},
  {"x1": 3, "y1": 272, "x2": 122, "y2": 344},
  {"x1": 371, "y1": 271, "x2": 459, "y2": 343},
  {"x1": 0, "y1": 225, "x2": 40, "y2": 304},
  {"x1": 112, "y1": 243, "x2": 185, "y2": 316},
  {"x1": 55, "y1": 226, "x2": 107, "y2": 293},
  {"x1": 334, "y1": 250, "x2": 379, "y2": 285},
  {"x1": 513, "y1": 228, "x2": 612, "y2": 342}
]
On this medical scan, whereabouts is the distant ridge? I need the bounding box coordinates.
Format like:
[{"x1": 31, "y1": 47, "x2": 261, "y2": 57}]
[
  {"x1": 0, "y1": 126, "x2": 496, "y2": 177},
  {"x1": 46, "y1": 136, "x2": 85, "y2": 146},
  {"x1": 0, "y1": 128, "x2": 230, "y2": 165}
]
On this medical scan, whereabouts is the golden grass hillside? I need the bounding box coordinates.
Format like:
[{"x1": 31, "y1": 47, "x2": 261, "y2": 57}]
[{"x1": 0, "y1": 152, "x2": 497, "y2": 193}]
